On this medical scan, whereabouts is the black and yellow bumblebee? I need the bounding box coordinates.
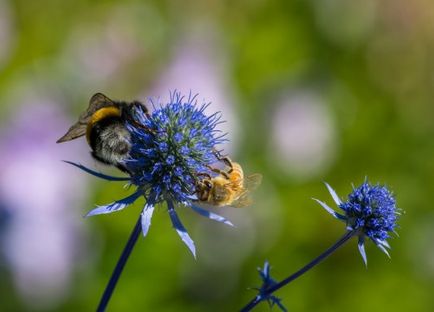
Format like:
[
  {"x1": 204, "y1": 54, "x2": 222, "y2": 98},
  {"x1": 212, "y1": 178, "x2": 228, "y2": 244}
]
[{"x1": 57, "y1": 93, "x2": 150, "y2": 173}]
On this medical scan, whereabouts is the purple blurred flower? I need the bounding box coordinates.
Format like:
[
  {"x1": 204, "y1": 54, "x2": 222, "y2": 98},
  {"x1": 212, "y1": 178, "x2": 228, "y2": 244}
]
[
  {"x1": 150, "y1": 30, "x2": 239, "y2": 154},
  {"x1": 0, "y1": 100, "x2": 90, "y2": 308}
]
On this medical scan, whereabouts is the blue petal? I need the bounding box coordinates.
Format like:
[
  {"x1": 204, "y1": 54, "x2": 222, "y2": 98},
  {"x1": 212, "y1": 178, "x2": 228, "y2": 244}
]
[
  {"x1": 312, "y1": 198, "x2": 346, "y2": 220},
  {"x1": 141, "y1": 202, "x2": 155, "y2": 237},
  {"x1": 190, "y1": 204, "x2": 234, "y2": 227},
  {"x1": 167, "y1": 201, "x2": 196, "y2": 258},
  {"x1": 358, "y1": 236, "x2": 368, "y2": 266},
  {"x1": 63, "y1": 161, "x2": 131, "y2": 181},
  {"x1": 86, "y1": 191, "x2": 142, "y2": 217},
  {"x1": 324, "y1": 182, "x2": 342, "y2": 205}
]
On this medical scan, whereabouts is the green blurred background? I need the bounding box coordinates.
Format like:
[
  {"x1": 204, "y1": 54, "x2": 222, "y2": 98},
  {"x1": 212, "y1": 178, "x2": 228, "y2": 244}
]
[{"x1": 0, "y1": 0, "x2": 433, "y2": 311}]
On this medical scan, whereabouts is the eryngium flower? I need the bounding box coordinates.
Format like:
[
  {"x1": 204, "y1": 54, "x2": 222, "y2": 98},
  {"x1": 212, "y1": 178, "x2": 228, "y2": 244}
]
[
  {"x1": 314, "y1": 181, "x2": 400, "y2": 264},
  {"x1": 252, "y1": 262, "x2": 286, "y2": 312},
  {"x1": 72, "y1": 92, "x2": 233, "y2": 257},
  {"x1": 125, "y1": 92, "x2": 223, "y2": 204}
]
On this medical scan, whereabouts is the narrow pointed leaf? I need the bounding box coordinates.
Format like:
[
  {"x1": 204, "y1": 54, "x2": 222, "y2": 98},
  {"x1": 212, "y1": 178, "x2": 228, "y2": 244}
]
[
  {"x1": 263, "y1": 261, "x2": 270, "y2": 277},
  {"x1": 167, "y1": 202, "x2": 196, "y2": 258},
  {"x1": 376, "y1": 242, "x2": 391, "y2": 258},
  {"x1": 377, "y1": 239, "x2": 391, "y2": 249},
  {"x1": 190, "y1": 204, "x2": 234, "y2": 227},
  {"x1": 312, "y1": 198, "x2": 346, "y2": 220},
  {"x1": 358, "y1": 236, "x2": 368, "y2": 266},
  {"x1": 325, "y1": 182, "x2": 342, "y2": 205},
  {"x1": 141, "y1": 203, "x2": 155, "y2": 237},
  {"x1": 86, "y1": 191, "x2": 141, "y2": 217},
  {"x1": 63, "y1": 160, "x2": 131, "y2": 181}
]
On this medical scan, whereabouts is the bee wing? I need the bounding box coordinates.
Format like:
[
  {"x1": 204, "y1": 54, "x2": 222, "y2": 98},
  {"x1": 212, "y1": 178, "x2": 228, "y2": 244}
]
[
  {"x1": 230, "y1": 191, "x2": 253, "y2": 208},
  {"x1": 56, "y1": 121, "x2": 87, "y2": 143},
  {"x1": 244, "y1": 173, "x2": 263, "y2": 191},
  {"x1": 87, "y1": 93, "x2": 115, "y2": 116},
  {"x1": 230, "y1": 173, "x2": 262, "y2": 208},
  {"x1": 56, "y1": 93, "x2": 114, "y2": 143}
]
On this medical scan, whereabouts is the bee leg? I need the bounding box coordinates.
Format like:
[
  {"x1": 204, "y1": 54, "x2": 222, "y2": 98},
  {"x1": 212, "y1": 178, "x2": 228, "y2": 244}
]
[
  {"x1": 131, "y1": 101, "x2": 151, "y2": 119},
  {"x1": 124, "y1": 102, "x2": 156, "y2": 134},
  {"x1": 130, "y1": 119, "x2": 156, "y2": 134},
  {"x1": 197, "y1": 172, "x2": 212, "y2": 179},
  {"x1": 217, "y1": 156, "x2": 234, "y2": 174},
  {"x1": 206, "y1": 165, "x2": 230, "y2": 180},
  {"x1": 212, "y1": 149, "x2": 234, "y2": 173},
  {"x1": 221, "y1": 157, "x2": 233, "y2": 173},
  {"x1": 213, "y1": 148, "x2": 227, "y2": 161}
]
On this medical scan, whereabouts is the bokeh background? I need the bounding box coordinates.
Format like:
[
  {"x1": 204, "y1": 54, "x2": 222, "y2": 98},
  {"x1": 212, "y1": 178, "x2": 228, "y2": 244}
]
[{"x1": 0, "y1": 0, "x2": 433, "y2": 311}]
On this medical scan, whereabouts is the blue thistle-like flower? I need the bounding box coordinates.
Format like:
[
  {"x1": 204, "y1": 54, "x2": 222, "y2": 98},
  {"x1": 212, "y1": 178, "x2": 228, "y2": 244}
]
[
  {"x1": 313, "y1": 180, "x2": 400, "y2": 265},
  {"x1": 125, "y1": 92, "x2": 224, "y2": 204},
  {"x1": 251, "y1": 262, "x2": 287, "y2": 312},
  {"x1": 70, "y1": 91, "x2": 234, "y2": 258}
]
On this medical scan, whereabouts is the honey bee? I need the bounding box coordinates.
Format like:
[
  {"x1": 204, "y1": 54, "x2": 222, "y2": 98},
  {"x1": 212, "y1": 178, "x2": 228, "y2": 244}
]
[
  {"x1": 195, "y1": 157, "x2": 262, "y2": 207},
  {"x1": 57, "y1": 93, "x2": 149, "y2": 173}
]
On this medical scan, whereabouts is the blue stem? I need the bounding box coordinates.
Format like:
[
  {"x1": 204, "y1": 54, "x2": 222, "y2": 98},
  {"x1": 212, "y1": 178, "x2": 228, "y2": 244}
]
[
  {"x1": 97, "y1": 215, "x2": 142, "y2": 312},
  {"x1": 240, "y1": 231, "x2": 355, "y2": 312}
]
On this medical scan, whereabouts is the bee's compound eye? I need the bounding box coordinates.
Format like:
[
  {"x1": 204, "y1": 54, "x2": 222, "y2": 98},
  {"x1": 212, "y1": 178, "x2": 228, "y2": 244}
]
[{"x1": 205, "y1": 180, "x2": 212, "y2": 189}]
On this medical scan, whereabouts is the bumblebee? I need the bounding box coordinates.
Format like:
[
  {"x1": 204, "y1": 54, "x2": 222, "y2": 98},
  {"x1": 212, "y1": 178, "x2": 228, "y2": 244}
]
[
  {"x1": 195, "y1": 157, "x2": 262, "y2": 207},
  {"x1": 57, "y1": 93, "x2": 149, "y2": 173}
]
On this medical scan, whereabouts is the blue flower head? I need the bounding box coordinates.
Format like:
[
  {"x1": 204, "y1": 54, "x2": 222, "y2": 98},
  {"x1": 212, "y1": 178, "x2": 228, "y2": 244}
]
[
  {"x1": 68, "y1": 91, "x2": 233, "y2": 258},
  {"x1": 252, "y1": 262, "x2": 287, "y2": 312},
  {"x1": 314, "y1": 180, "x2": 400, "y2": 265},
  {"x1": 125, "y1": 92, "x2": 224, "y2": 204}
]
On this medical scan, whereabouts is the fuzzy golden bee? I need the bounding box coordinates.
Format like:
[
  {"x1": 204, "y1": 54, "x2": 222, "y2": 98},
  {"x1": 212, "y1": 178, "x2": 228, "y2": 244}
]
[
  {"x1": 195, "y1": 157, "x2": 262, "y2": 207},
  {"x1": 57, "y1": 93, "x2": 149, "y2": 173}
]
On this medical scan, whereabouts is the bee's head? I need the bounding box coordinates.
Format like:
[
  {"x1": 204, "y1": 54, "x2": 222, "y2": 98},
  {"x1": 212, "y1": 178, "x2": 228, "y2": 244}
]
[{"x1": 195, "y1": 179, "x2": 213, "y2": 201}]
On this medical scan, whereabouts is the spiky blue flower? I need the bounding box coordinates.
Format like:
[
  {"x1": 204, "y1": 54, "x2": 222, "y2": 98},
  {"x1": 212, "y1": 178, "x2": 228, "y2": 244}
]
[
  {"x1": 251, "y1": 262, "x2": 287, "y2": 312},
  {"x1": 68, "y1": 92, "x2": 233, "y2": 258},
  {"x1": 313, "y1": 180, "x2": 400, "y2": 265},
  {"x1": 125, "y1": 92, "x2": 224, "y2": 204}
]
